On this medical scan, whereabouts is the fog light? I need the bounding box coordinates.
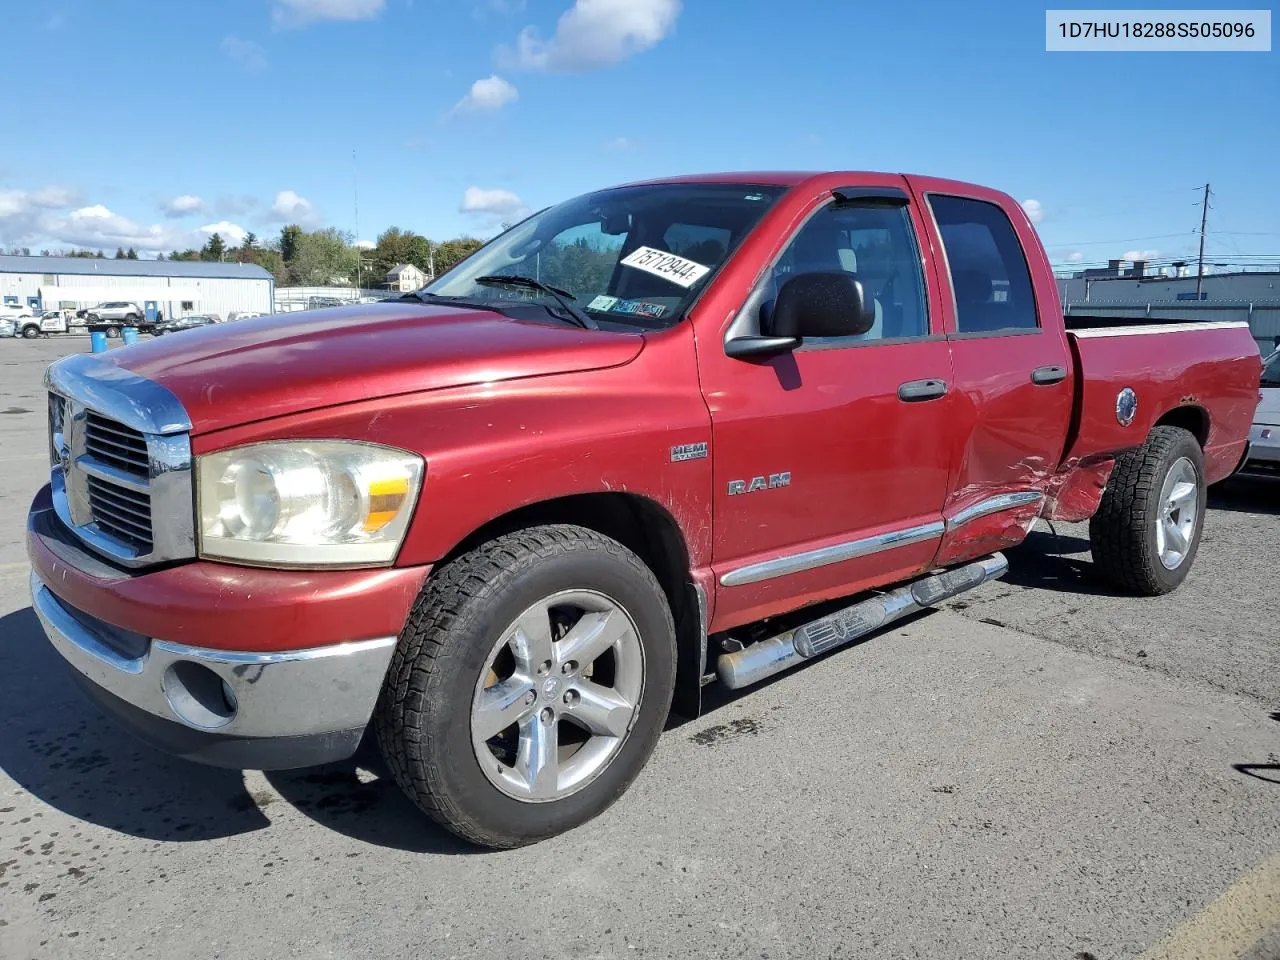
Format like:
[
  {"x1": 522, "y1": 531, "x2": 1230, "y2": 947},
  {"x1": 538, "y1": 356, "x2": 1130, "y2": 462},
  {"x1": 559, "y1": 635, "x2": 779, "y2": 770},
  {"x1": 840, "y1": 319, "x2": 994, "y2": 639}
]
[{"x1": 162, "y1": 661, "x2": 238, "y2": 730}]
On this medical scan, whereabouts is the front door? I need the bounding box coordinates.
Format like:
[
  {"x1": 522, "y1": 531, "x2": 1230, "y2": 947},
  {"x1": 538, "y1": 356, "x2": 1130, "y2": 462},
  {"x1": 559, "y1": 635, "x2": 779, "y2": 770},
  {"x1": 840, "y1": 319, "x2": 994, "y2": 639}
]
[
  {"x1": 911, "y1": 181, "x2": 1074, "y2": 565},
  {"x1": 701, "y1": 187, "x2": 958, "y2": 630}
]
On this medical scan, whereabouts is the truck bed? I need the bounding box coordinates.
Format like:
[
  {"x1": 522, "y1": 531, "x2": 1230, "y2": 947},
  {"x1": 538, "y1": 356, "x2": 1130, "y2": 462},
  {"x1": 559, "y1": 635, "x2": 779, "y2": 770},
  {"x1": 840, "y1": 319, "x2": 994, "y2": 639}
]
[{"x1": 1063, "y1": 318, "x2": 1260, "y2": 484}]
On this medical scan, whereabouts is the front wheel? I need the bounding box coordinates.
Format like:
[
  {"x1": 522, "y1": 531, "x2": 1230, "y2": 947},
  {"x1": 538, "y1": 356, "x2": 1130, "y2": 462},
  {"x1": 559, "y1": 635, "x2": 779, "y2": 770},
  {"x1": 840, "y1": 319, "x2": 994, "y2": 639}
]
[
  {"x1": 21, "y1": 325, "x2": 39, "y2": 339},
  {"x1": 375, "y1": 525, "x2": 676, "y2": 849},
  {"x1": 1089, "y1": 425, "x2": 1205, "y2": 595}
]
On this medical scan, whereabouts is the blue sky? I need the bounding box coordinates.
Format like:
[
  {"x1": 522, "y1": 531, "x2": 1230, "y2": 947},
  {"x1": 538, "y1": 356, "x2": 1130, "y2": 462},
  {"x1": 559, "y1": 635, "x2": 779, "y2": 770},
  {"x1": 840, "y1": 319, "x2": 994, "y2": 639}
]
[{"x1": 1, "y1": 0, "x2": 1276, "y2": 269}]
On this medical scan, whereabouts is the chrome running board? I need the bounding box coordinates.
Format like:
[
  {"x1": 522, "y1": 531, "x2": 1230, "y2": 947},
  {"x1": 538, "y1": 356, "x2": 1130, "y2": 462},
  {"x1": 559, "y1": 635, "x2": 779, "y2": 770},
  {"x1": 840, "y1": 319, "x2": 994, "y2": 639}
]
[{"x1": 715, "y1": 553, "x2": 1009, "y2": 690}]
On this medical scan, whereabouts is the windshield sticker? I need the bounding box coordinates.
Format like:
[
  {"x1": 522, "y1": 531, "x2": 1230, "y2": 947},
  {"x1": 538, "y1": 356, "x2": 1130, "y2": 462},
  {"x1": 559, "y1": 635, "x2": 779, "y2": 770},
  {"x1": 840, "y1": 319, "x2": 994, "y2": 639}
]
[
  {"x1": 614, "y1": 299, "x2": 668, "y2": 319},
  {"x1": 619, "y1": 246, "x2": 711, "y2": 289},
  {"x1": 587, "y1": 295, "x2": 620, "y2": 312}
]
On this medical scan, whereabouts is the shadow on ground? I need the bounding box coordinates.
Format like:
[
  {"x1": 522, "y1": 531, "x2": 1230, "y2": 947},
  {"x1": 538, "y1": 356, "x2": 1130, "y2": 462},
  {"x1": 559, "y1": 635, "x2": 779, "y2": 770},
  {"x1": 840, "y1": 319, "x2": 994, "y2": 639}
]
[
  {"x1": 0, "y1": 606, "x2": 481, "y2": 853},
  {"x1": 988, "y1": 527, "x2": 1125, "y2": 598},
  {"x1": 1209, "y1": 477, "x2": 1280, "y2": 517}
]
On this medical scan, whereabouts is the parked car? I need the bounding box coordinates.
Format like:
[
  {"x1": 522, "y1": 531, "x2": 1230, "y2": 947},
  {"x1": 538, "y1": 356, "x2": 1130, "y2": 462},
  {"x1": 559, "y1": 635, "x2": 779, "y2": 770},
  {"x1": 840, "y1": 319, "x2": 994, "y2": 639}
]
[
  {"x1": 82, "y1": 301, "x2": 145, "y2": 335},
  {"x1": 1239, "y1": 349, "x2": 1280, "y2": 478},
  {"x1": 28, "y1": 171, "x2": 1261, "y2": 849},
  {"x1": 0, "y1": 318, "x2": 15, "y2": 338},
  {"x1": 227, "y1": 311, "x2": 264, "y2": 322},
  {"x1": 0, "y1": 303, "x2": 35, "y2": 321},
  {"x1": 154, "y1": 314, "x2": 217, "y2": 335}
]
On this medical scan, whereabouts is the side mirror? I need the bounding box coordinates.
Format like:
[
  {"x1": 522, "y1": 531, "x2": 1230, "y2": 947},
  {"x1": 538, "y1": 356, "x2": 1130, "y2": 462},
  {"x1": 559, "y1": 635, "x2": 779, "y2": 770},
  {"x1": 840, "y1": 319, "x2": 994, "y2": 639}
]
[{"x1": 767, "y1": 271, "x2": 875, "y2": 339}]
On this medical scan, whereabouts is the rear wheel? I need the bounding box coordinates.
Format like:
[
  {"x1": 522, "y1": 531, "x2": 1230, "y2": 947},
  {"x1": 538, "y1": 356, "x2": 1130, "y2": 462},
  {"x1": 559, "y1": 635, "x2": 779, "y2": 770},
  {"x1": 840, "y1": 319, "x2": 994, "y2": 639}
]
[
  {"x1": 1089, "y1": 425, "x2": 1205, "y2": 595},
  {"x1": 375, "y1": 525, "x2": 676, "y2": 849},
  {"x1": 105, "y1": 325, "x2": 121, "y2": 339},
  {"x1": 21, "y1": 325, "x2": 39, "y2": 339}
]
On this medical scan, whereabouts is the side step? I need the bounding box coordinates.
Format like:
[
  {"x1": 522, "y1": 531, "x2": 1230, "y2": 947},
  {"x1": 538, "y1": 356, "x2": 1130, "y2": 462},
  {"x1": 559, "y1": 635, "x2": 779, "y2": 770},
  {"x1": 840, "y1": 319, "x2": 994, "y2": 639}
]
[{"x1": 715, "y1": 553, "x2": 1008, "y2": 690}]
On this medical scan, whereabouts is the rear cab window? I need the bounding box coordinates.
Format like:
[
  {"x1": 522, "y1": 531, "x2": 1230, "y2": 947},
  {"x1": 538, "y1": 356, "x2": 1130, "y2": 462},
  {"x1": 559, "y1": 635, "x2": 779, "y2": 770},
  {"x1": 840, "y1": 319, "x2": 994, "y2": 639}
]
[{"x1": 928, "y1": 194, "x2": 1039, "y2": 335}]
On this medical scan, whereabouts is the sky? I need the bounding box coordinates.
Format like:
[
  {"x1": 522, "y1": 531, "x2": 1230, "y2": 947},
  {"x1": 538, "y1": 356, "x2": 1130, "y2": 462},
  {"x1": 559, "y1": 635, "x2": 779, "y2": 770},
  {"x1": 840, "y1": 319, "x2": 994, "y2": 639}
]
[{"x1": 1, "y1": 0, "x2": 1276, "y2": 270}]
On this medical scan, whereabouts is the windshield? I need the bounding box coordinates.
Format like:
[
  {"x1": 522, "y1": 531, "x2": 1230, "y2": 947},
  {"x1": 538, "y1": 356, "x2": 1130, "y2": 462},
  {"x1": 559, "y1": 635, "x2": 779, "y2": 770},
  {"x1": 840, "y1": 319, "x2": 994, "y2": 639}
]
[
  {"x1": 1263, "y1": 351, "x2": 1280, "y2": 387},
  {"x1": 422, "y1": 182, "x2": 787, "y2": 328}
]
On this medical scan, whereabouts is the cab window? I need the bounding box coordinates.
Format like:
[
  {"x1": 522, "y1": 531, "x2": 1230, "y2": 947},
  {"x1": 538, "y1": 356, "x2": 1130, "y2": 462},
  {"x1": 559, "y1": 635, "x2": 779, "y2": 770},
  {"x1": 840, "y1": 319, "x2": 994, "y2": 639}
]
[
  {"x1": 764, "y1": 202, "x2": 929, "y2": 342},
  {"x1": 929, "y1": 194, "x2": 1039, "y2": 333}
]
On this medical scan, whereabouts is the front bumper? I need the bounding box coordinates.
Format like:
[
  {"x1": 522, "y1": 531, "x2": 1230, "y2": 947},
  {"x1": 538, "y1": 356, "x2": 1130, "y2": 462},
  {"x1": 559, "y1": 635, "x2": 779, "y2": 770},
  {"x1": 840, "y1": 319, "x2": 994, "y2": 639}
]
[{"x1": 26, "y1": 490, "x2": 428, "y2": 769}]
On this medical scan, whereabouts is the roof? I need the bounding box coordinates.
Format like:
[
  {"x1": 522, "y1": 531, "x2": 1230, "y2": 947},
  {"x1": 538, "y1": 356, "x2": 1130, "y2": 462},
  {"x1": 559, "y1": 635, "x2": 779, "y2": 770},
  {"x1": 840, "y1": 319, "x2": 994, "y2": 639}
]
[
  {"x1": 385, "y1": 263, "x2": 422, "y2": 277},
  {"x1": 0, "y1": 254, "x2": 272, "y2": 281}
]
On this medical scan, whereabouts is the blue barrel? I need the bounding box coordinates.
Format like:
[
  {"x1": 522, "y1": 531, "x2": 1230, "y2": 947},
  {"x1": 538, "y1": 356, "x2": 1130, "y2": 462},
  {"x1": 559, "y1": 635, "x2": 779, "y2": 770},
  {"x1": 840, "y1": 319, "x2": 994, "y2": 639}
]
[
  {"x1": 90, "y1": 331, "x2": 108, "y2": 353},
  {"x1": 122, "y1": 326, "x2": 139, "y2": 345}
]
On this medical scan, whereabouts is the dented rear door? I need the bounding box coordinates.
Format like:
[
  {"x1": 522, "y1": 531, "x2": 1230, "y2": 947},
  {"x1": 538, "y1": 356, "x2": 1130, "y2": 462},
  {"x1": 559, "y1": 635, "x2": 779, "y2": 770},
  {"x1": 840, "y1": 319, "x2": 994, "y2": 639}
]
[{"x1": 908, "y1": 177, "x2": 1074, "y2": 565}]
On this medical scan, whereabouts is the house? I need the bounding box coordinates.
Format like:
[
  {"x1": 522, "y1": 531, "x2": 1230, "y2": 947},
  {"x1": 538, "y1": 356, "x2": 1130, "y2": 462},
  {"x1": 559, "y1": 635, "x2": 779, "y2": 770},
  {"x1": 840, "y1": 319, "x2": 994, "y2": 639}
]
[{"x1": 385, "y1": 263, "x2": 428, "y2": 292}]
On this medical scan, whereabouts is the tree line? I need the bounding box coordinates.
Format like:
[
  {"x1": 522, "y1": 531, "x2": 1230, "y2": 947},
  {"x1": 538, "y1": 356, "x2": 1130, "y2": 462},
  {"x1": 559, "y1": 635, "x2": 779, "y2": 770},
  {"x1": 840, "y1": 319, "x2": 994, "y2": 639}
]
[
  {"x1": 165, "y1": 225, "x2": 486, "y2": 289},
  {"x1": 5, "y1": 225, "x2": 489, "y2": 291}
]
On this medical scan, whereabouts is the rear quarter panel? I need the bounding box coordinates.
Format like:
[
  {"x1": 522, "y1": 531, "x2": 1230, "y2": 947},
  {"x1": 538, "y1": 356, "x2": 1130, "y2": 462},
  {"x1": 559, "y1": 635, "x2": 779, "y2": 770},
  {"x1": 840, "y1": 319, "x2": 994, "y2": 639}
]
[{"x1": 1066, "y1": 322, "x2": 1262, "y2": 483}]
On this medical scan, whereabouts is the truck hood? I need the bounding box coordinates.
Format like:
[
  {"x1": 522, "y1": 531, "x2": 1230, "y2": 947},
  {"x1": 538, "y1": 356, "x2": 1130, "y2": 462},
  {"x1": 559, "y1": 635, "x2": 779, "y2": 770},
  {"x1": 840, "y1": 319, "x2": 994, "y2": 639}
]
[
  {"x1": 1256, "y1": 387, "x2": 1280, "y2": 426},
  {"x1": 108, "y1": 302, "x2": 645, "y2": 434}
]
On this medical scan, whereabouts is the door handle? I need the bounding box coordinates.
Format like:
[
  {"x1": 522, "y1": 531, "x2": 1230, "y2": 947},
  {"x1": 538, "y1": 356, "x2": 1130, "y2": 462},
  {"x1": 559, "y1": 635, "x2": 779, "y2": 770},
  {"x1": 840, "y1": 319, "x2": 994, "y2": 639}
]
[
  {"x1": 1030, "y1": 365, "x2": 1068, "y2": 385},
  {"x1": 897, "y1": 378, "x2": 949, "y2": 402}
]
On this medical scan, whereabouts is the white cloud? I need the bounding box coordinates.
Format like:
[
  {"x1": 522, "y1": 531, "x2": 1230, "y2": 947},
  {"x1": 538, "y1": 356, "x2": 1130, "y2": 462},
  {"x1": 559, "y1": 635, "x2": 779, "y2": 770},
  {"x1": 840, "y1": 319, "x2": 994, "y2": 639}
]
[
  {"x1": 272, "y1": 0, "x2": 385, "y2": 28},
  {"x1": 355, "y1": 239, "x2": 375, "y2": 250},
  {"x1": 500, "y1": 0, "x2": 681, "y2": 73},
  {"x1": 1123, "y1": 249, "x2": 1160, "y2": 261},
  {"x1": 1066, "y1": 251, "x2": 1084, "y2": 263},
  {"x1": 451, "y1": 75, "x2": 519, "y2": 115},
  {"x1": 604, "y1": 136, "x2": 635, "y2": 151},
  {"x1": 42, "y1": 205, "x2": 180, "y2": 252},
  {"x1": 460, "y1": 186, "x2": 530, "y2": 221},
  {"x1": 162, "y1": 194, "x2": 205, "y2": 218},
  {"x1": 0, "y1": 186, "x2": 80, "y2": 216},
  {"x1": 198, "y1": 220, "x2": 249, "y2": 244},
  {"x1": 1021, "y1": 199, "x2": 1044, "y2": 224},
  {"x1": 0, "y1": 188, "x2": 251, "y2": 255},
  {"x1": 221, "y1": 35, "x2": 267, "y2": 72},
  {"x1": 270, "y1": 189, "x2": 321, "y2": 226}
]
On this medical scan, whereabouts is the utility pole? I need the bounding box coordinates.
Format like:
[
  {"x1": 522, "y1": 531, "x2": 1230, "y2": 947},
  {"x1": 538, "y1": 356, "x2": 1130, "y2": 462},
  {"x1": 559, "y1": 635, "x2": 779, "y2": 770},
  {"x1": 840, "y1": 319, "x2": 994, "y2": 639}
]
[
  {"x1": 1195, "y1": 183, "x2": 1211, "y2": 298},
  {"x1": 353, "y1": 149, "x2": 362, "y2": 295}
]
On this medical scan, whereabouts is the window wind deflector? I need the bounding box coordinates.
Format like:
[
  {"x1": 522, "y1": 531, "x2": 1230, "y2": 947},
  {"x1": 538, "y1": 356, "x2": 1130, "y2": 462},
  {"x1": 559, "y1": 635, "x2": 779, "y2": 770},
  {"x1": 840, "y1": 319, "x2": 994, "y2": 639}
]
[{"x1": 831, "y1": 186, "x2": 910, "y2": 207}]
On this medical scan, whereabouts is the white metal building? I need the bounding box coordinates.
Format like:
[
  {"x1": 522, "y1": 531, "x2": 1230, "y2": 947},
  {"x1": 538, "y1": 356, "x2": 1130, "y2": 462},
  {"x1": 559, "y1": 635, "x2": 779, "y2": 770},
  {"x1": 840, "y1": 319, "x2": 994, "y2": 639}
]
[{"x1": 0, "y1": 255, "x2": 273, "y2": 322}]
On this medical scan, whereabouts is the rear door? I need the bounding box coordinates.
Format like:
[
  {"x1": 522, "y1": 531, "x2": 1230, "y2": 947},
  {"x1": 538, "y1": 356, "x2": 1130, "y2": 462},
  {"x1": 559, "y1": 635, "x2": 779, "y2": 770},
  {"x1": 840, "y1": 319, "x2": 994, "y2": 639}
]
[
  {"x1": 700, "y1": 181, "x2": 958, "y2": 630},
  {"x1": 909, "y1": 178, "x2": 1073, "y2": 565}
]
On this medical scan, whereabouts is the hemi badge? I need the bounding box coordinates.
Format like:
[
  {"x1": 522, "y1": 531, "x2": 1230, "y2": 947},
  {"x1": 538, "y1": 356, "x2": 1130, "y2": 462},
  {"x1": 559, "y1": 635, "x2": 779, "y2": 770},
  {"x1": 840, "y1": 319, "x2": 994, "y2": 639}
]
[{"x1": 671, "y1": 442, "x2": 708, "y2": 462}]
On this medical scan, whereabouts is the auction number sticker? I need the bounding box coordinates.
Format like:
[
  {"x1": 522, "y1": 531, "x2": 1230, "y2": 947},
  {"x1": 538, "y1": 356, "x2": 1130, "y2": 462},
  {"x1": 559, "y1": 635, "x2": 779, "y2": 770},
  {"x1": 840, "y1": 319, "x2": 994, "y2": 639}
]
[{"x1": 619, "y1": 246, "x2": 711, "y2": 288}]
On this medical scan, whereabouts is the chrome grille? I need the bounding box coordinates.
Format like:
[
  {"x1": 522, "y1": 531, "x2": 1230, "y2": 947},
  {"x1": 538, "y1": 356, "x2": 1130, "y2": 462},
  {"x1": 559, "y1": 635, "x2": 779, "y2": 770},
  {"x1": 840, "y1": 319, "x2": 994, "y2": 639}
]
[
  {"x1": 45, "y1": 353, "x2": 194, "y2": 569},
  {"x1": 86, "y1": 474, "x2": 154, "y2": 551},
  {"x1": 85, "y1": 412, "x2": 150, "y2": 476}
]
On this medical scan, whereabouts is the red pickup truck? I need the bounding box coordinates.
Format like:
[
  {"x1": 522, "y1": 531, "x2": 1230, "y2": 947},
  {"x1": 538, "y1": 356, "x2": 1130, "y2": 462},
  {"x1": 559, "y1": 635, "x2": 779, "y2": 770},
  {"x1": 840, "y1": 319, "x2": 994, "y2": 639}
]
[{"x1": 27, "y1": 171, "x2": 1260, "y2": 848}]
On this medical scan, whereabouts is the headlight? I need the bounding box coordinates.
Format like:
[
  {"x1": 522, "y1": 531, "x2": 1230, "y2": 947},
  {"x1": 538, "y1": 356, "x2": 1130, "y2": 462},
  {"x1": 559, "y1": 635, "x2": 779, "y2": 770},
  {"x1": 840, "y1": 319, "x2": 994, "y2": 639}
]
[{"x1": 197, "y1": 441, "x2": 424, "y2": 566}]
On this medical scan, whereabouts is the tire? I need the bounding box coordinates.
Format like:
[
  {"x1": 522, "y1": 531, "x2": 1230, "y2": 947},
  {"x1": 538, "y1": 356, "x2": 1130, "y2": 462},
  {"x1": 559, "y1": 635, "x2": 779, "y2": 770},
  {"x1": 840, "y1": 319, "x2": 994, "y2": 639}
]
[
  {"x1": 126, "y1": 313, "x2": 140, "y2": 322},
  {"x1": 1089, "y1": 425, "x2": 1206, "y2": 596},
  {"x1": 21, "y1": 325, "x2": 39, "y2": 339},
  {"x1": 375, "y1": 524, "x2": 676, "y2": 849},
  {"x1": 105, "y1": 325, "x2": 121, "y2": 339},
  {"x1": 87, "y1": 313, "x2": 99, "y2": 322}
]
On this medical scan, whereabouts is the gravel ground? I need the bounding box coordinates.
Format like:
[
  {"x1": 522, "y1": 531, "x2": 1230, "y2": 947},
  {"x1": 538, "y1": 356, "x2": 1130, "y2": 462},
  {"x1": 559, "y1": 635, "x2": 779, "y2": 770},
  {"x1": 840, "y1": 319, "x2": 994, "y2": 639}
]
[{"x1": 1, "y1": 339, "x2": 1277, "y2": 960}]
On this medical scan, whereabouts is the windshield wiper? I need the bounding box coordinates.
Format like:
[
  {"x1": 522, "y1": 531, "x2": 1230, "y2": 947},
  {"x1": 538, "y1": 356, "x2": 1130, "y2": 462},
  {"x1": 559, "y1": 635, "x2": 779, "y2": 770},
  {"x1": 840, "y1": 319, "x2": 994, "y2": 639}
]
[{"x1": 473, "y1": 275, "x2": 599, "y2": 330}]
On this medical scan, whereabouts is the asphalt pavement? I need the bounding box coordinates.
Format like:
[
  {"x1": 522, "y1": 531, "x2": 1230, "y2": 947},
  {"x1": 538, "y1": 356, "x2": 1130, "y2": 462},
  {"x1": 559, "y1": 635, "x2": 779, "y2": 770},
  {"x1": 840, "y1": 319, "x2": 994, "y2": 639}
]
[{"x1": 1, "y1": 339, "x2": 1277, "y2": 960}]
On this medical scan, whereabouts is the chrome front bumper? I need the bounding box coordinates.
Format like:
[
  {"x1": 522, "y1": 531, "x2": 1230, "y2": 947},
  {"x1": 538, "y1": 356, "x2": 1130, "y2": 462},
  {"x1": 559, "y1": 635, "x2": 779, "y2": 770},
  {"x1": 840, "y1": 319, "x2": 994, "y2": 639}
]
[{"x1": 30, "y1": 570, "x2": 398, "y2": 769}]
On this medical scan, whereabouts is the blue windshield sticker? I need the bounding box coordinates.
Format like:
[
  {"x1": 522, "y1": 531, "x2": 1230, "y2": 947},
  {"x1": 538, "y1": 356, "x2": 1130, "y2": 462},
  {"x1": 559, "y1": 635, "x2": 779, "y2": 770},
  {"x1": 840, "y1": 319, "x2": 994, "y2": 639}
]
[{"x1": 614, "y1": 299, "x2": 668, "y2": 319}]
